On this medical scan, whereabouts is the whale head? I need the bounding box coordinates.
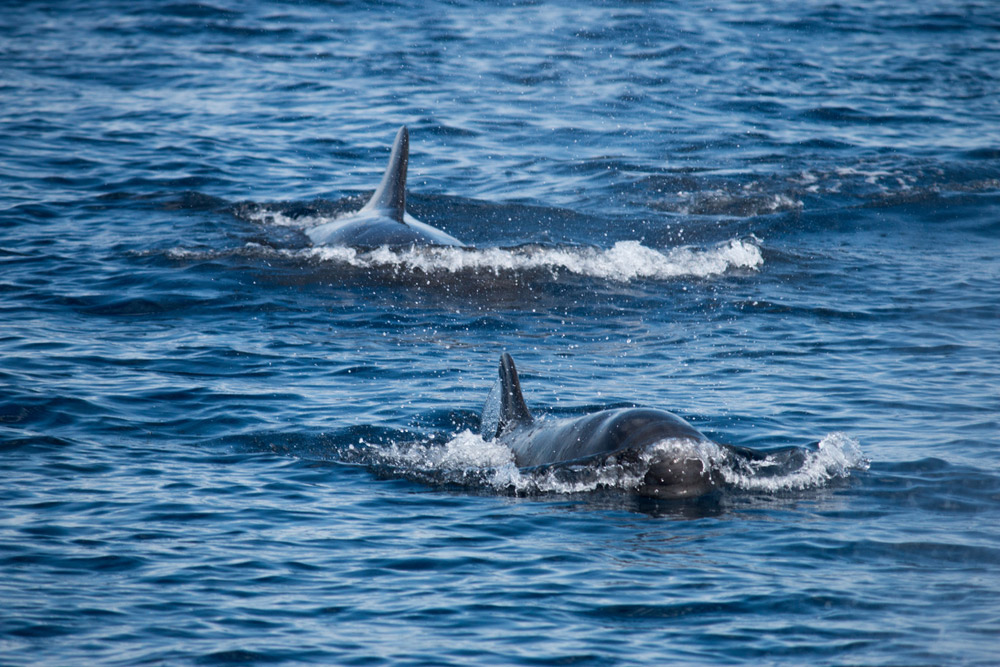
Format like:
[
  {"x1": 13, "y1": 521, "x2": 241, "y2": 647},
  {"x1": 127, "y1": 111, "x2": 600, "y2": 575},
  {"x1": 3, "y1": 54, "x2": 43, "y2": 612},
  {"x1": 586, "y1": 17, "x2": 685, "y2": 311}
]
[{"x1": 637, "y1": 453, "x2": 723, "y2": 499}]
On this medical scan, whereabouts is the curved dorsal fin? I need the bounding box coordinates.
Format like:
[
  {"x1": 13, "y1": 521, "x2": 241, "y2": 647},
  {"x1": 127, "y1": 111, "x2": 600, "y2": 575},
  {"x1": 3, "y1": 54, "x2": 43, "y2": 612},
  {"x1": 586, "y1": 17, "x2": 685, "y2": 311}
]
[
  {"x1": 360, "y1": 126, "x2": 408, "y2": 223},
  {"x1": 497, "y1": 353, "x2": 533, "y2": 436}
]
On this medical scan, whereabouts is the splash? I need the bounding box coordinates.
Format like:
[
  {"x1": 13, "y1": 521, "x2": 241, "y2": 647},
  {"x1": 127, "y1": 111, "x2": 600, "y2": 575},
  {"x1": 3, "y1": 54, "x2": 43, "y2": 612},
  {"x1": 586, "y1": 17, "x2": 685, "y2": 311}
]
[
  {"x1": 371, "y1": 430, "x2": 867, "y2": 497},
  {"x1": 304, "y1": 238, "x2": 762, "y2": 282},
  {"x1": 720, "y1": 432, "x2": 869, "y2": 493},
  {"x1": 378, "y1": 430, "x2": 649, "y2": 495},
  {"x1": 164, "y1": 235, "x2": 761, "y2": 282},
  {"x1": 377, "y1": 430, "x2": 517, "y2": 487}
]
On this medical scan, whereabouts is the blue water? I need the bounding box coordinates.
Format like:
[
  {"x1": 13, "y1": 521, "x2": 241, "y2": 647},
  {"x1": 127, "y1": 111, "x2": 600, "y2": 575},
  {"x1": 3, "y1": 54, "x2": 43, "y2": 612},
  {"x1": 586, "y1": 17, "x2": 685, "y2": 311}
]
[{"x1": 2, "y1": 1, "x2": 999, "y2": 664}]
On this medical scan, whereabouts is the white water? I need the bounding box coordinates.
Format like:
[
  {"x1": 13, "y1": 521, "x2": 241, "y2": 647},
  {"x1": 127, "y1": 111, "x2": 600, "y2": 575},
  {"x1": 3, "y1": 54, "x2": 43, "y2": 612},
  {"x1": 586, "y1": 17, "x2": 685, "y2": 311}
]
[
  {"x1": 375, "y1": 430, "x2": 867, "y2": 497},
  {"x1": 187, "y1": 237, "x2": 761, "y2": 282}
]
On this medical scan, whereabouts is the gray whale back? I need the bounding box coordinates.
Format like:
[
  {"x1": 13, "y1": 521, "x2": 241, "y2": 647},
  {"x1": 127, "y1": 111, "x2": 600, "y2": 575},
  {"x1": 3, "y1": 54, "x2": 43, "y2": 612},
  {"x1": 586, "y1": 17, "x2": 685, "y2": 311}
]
[
  {"x1": 506, "y1": 407, "x2": 710, "y2": 468},
  {"x1": 485, "y1": 353, "x2": 735, "y2": 500},
  {"x1": 306, "y1": 126, "x2": 465, "y2": 248}
]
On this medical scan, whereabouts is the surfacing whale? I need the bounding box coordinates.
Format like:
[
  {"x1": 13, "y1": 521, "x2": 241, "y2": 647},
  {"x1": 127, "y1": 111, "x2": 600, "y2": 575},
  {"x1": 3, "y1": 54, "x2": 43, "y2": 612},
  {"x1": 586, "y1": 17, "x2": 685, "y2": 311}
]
[
  {"x1": 483, "y1": 353, "x2": 766, "y2": 500},
  {"x1": 307, "y1": 126, "x2": 465, "y2": 248}
]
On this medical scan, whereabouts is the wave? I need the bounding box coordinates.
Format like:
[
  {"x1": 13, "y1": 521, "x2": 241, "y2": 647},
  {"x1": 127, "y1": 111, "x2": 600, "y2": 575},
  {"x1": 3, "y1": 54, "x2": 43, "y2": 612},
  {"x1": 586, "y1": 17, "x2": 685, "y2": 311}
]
[
  {"x1": 167, "y1": 238, "x2": 763, "y2": 283},
  {"x1": 308, "y1": 239, "x2": 763, "y2": 281}
]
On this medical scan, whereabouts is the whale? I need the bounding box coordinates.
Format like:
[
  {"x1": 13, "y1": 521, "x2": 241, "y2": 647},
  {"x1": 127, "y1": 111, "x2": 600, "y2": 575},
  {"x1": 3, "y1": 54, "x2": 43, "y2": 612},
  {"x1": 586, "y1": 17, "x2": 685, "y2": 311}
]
[
  {"x1": 483, "y1": 353, "x2": 765, "y2": 500},
  {"x1": 307, "y1": 126, "x2": 465, "y2": 248}
]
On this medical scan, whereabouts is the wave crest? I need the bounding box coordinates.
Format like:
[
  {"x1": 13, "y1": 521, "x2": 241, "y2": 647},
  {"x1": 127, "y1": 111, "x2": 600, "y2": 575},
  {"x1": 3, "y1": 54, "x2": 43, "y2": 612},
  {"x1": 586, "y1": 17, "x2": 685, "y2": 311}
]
[{"x1": 302, "y1": 238, "x2": 763, "y2": 281}]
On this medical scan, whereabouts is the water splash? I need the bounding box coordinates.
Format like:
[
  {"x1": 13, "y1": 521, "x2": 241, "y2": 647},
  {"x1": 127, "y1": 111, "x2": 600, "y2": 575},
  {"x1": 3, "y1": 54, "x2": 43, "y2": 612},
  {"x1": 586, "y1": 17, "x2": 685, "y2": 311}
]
[
  {"x1": 189, "y1": 237, "x2": 760, "y2": 282},
  {"x1": 479, "y1": 378, "x2": 502, "y2": 441},
  {"x1": 368, "y1": 430, "x2": 867, "y2": 498},
  {"x1": 720, "y1": 432, "x2": 869, "y2": 493},
  {"x1": 165, "y1": 237, "x2": 762, "y2": 282}
]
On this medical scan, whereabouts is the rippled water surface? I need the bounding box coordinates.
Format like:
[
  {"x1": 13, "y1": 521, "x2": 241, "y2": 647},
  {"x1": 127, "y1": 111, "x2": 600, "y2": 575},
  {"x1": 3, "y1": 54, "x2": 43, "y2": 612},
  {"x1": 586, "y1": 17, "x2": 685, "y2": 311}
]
[{"x1": 2, "y1": 1, "x2": 999, "y2": 664}]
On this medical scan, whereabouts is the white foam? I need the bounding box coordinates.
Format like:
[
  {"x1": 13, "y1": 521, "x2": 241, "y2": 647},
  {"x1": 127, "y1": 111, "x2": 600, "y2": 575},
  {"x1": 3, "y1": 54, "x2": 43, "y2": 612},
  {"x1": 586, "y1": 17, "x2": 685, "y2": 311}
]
[
  {"x1": 159, "y1": 236, "x2": 761, "y2": 285},
  {"x1": 721, "y1": 432, "x2": 869, "y2": 492},
  {"x1": 373, "y1": 430, "x2": 867, "y2": 497},
  {"x1": 512, "y1": 460, "x2": 649, "y2": 495},
  {"x1": 374, "y1": 430, "x2": 644, "y2": 494},
  {"x1": 381, "y1": 430, "x2": 514, "y2": 475},
  {"x1": 643, "y1": 437, "x2": 727, "y2": 471},
  {"x1": 301, "y1": 238, "x2": 763, "y2": 281}
]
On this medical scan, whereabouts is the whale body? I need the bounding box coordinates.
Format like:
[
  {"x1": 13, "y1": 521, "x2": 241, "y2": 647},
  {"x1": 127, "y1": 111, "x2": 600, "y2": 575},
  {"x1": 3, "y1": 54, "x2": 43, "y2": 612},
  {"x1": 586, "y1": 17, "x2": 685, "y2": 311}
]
[
  {"x1": 307, "y1": 126, "x2": 465, "y2": 248},
  {"x1": 484, "y1": 353, "x2": 762, "y2": 499}
]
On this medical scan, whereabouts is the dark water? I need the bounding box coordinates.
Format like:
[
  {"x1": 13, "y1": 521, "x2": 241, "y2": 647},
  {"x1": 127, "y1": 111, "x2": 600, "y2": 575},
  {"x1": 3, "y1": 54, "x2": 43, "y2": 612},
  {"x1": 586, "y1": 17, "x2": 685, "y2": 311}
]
[{"x1": 2, "y1": 1, "x2": 999, "y2": 664}]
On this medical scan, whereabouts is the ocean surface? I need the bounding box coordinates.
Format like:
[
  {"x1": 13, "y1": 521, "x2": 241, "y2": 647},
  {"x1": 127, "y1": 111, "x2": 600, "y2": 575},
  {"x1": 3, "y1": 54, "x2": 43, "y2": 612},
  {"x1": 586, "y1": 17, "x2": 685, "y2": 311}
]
[{"x1": 2, "y1": 1, "x2": 999, "y2": 664}]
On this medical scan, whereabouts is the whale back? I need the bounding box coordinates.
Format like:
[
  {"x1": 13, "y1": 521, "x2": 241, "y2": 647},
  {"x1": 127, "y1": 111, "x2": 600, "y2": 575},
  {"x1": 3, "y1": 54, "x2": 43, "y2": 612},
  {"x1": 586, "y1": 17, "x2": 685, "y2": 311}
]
[
  {"x1": 504, "y1": 407, "x2": 707, "y2": 468},
  {"x1": 359, "y1": 125, "x2": 408, "y2": 222},
  {"x1": 306, "y1": 126, "x2": 468, "y2": 248}
]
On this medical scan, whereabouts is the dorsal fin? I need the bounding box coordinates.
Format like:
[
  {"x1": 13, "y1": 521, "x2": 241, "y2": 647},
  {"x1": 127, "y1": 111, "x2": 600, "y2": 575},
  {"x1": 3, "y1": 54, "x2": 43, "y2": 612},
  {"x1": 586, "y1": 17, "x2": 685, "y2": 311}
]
[
  {"x1": 497, "y1": 353, "x2": 533, "y2": 436},
  {"x1": 360, "y1": 126, "x2": 408, "y2": 223}
]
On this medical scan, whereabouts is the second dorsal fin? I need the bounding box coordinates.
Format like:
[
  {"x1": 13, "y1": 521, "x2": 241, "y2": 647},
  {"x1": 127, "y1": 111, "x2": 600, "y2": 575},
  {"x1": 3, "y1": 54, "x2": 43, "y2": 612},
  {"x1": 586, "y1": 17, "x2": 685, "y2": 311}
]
[
  {"x1": 360, "y1": 126, "x2": 408, "y2": 223},
  {"x1": 497, "y1": 353, "x2": 533, "y2": 437}
]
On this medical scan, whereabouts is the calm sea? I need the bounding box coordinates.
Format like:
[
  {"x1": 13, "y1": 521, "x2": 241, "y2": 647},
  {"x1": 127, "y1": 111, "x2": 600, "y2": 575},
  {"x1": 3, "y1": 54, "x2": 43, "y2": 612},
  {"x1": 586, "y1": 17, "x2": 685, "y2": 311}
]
[{"x1": 2, "y1": 1, "x2": 998, "y2": 664}]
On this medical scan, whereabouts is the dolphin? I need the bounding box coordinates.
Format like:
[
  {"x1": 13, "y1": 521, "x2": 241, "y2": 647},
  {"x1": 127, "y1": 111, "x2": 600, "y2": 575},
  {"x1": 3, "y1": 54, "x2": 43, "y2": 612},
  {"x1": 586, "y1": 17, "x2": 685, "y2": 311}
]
[
  {"x1": 484, "y1": 353, "x2": 764, "y2": 500},
  {"x1": 307, "y1": 126, "x2": 465, "y2": 248}
]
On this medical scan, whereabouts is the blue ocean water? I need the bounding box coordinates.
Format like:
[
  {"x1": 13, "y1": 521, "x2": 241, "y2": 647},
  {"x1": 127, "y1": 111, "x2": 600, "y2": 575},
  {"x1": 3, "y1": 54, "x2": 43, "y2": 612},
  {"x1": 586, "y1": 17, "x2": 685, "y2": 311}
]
[{"x1": 2, "y1": 0, "x2": 999, "y2": 664}]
